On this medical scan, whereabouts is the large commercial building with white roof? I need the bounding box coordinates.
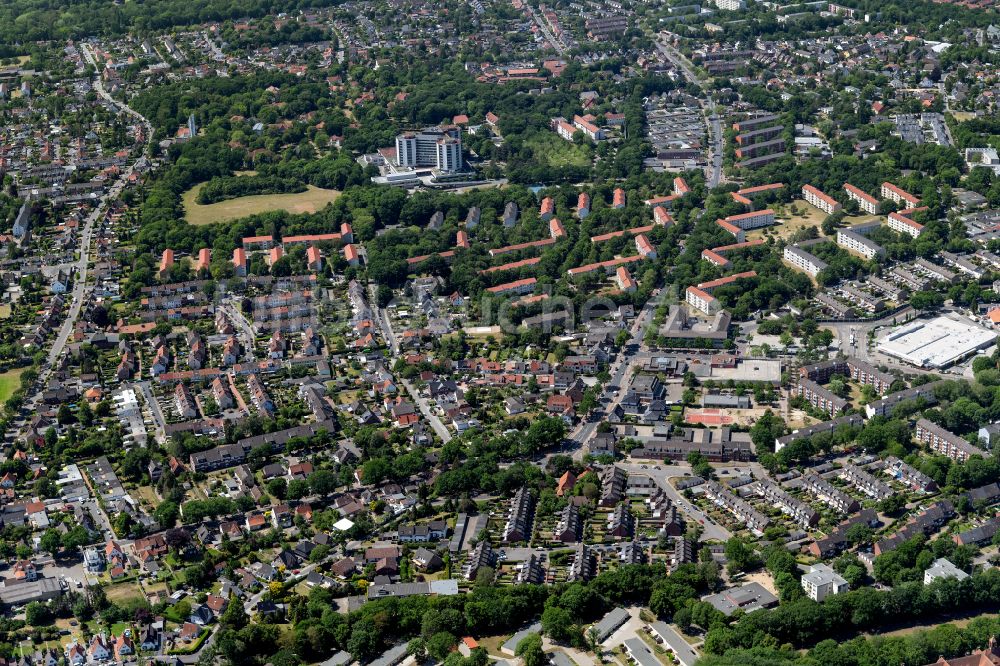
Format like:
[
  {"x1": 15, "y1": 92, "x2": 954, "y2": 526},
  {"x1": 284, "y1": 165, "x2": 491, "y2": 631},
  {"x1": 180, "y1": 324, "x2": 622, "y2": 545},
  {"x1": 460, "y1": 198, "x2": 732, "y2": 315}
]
[{"x1": 877, "y1": 315, "x2": 996, "y2": 368}]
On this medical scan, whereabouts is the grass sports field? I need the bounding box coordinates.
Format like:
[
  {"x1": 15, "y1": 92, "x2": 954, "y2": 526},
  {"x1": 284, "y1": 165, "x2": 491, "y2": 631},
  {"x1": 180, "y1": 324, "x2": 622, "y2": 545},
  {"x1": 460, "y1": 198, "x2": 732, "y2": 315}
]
[{"x1": 182, "y1": 182, "x2": 341, "y2": 226}]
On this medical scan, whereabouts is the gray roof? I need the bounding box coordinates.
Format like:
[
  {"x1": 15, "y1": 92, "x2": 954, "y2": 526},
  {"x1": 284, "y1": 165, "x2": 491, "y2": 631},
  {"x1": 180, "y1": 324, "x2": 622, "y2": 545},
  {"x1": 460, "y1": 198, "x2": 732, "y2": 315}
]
[
  {"x1": 592, "y1": 607, "x2": 630, "y2": 641},
  {"x1": 703, "y1": 582, "x2": 778, "y2": 616},
  {"x1": 0, "y1": 577, "x2": 62, "y2": 604},
  {"x1": 548, "y1": 651, "x2": 578, "y2": 666},
  {"x1": 369, "y1": 643, "x2": 408, "y2": 666},
  {"x1": 623, "y1": 638, "x2": 660, "y2": 666},
  {"x1": 925, "y1": 558, "x2": 969, "y2": 582},
  {"x1": 802, "y1": 563, "x2": 848, "y2": 587},
  {"x1": 321, "y1": 651, "x2": 352, "y2": 666},
  {"x1": 649, "y1": 621, "x2": 700, "y2": 666},
  {"x1": 501, "y1": 622, "x2": 542, "y2": 655}
]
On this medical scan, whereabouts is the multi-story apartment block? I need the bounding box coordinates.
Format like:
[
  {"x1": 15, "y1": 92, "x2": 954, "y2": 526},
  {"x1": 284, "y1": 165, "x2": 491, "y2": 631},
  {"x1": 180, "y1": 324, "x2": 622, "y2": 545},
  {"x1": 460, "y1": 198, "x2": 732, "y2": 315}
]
[
  {"x1": 775, "y1": 414, "x2": 864, "y2": 452},
  {"x1": 915, "y1": 419, "x2": 988, "y2": 462},
  {"x1": 686, "y1": 286, "x2": 721, "y2": 314},
  {"x1": 866, "y1": 381, "x2": 944, "y2": 418},
  {"x1": 843, "y1": 184, "x2": 880, "y2": 215},
  {"x1": 794, "y1": 379, "x2": 848, "y2": 417},
  {"x1": 888, "y1": 211, "x2": 924, "y2": 238},
  {"x1": 486, "y1": 278, "x2": 537, "y2": 297},
  {"x1": 881, "y1": 182, "x2": 921, "y2": 207},
  {"x1": 837, "y1": 226, "x2": 884, "y2": 259},
  {"x1": 802, "y1": 185, "x2": 841, "y2": 215},
  {"x1": 722, "y1": 209, "x2": 775, "y2": 230},
  {"x1": 799, "y1": 358, "x2": 894, "y2": 395},
  {"x1": 572, "y1": 115, "x2": 604, "y2": 141},
  {"x1": 395, "y1": 126, "x2": 463, "y2": 172},
  {"x1": 801, "y1": 564, "x2": 849, "y2": 601},
  {"x1": 784, "y1": 245, "x2": 828, "y2": 276}
]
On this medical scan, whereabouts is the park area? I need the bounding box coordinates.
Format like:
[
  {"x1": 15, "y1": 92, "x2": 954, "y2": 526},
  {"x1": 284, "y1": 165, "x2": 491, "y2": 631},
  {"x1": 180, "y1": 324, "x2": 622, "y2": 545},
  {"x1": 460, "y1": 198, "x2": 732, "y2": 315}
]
[
  {"x1": 749, "y1": 200, "x2": 881, "y2": 242},
  {"x1": 182, "y1": 182, "x2": 341, "y2": 226}
]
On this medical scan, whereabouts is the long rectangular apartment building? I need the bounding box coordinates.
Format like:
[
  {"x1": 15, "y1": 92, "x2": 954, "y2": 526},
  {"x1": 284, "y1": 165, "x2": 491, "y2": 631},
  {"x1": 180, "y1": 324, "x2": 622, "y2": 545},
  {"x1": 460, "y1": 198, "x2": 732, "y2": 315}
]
[
  {"x1": 735, "y1": 137, "x2": 786, "y2": 160},
  {"x1": 737, "y1": 153, "x2": 787, "y2": 170},
  {"x1": 794, "y1": 378, "x2": 848, "y2": 417},
  {"x1": 843, "y1": 184, "x2": 879, "y2": 215},
  {"x1": 723, "y1": 209, "x2": 776, "y2": 230},
  {"x1": 915, "y1": 418, "x2": 988, "y2": 462},
  {"x1": 735, "y1": 125, "x2": 784, "y2": 145},
  {"x1": 888, "y1": 211, "x2": 924, "y2": 238},
  {"x1": 732, "y1": 114, "x2": 780, "y2": 133},
  {"x1": 784, "y1": 245, "x2": 828, "y2": 276},
  {"x1": 866, "y1": 381, "x2": 944, "y2": 418},
  {"x1": 802, "y1": 185, "x2": 842, "y2": 215},
  {"x1": 837, "y1": 227, "x2": 884, "y2": 259},
  {"x1": 774, "y1": 414, "x2": 863, "y2": 452},
  {"x1": 881, "y1": 182, "x2": 921, "y2": 207},
  {"x1": 686, "y1": 286, "x2": 721, "y2": 314},
  {"x1": 799, "y1": 357, "x2": 894, "y2": 395}
]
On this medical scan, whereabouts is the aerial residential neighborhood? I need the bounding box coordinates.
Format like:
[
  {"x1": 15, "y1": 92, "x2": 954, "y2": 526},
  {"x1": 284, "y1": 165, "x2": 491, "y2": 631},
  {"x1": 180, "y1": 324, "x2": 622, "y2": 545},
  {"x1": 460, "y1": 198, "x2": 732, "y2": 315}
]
[{"x1": 0, "y1": 0, "x2": 998, "y2": 665}]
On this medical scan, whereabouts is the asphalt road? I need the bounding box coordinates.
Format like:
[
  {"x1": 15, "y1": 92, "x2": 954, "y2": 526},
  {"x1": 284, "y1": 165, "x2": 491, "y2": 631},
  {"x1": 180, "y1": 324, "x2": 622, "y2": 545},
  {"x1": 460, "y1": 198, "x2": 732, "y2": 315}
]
[
  {"x1": 369, "y1": 285, "x2": 399, "y2": 355},
  {"x1": 367, "y1": 287, "x2": 452, "y2": 441},
  {"x1": 401, "y1": 377, "x2": 453, "y2": 443},
  {"x1": 526, "y1": 4, "x2": 568, "y2": 55},
  {"x1": 137, "y1": 381, "x2": 168, "y2": 445},
  {"x1": 222, "y1": 300, "x2": 258, "y2": 362},
  {"x1": 618, "y1": 462, "x2": 732, "y2": 541},
  {"x1": 567, "y1": 290, "x2": 663, "y2": 460}
]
